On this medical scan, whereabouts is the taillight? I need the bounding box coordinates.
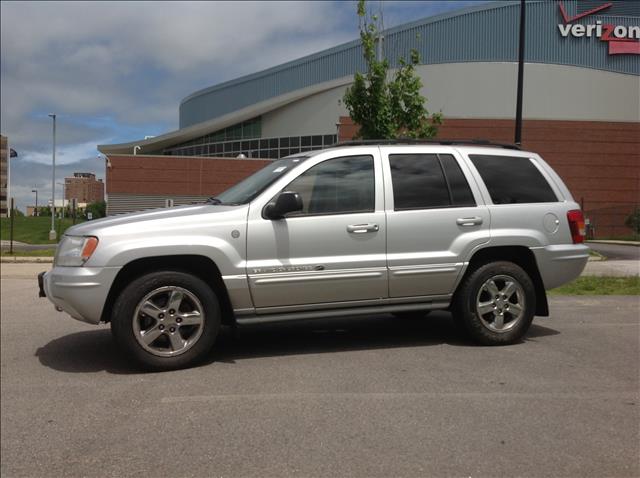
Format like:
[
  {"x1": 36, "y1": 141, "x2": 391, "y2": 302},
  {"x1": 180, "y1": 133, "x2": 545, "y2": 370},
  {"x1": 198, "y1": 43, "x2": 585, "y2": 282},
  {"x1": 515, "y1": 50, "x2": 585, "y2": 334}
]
[{"x1": 567, "y1": 210, "x2": 585, "y2": 244}]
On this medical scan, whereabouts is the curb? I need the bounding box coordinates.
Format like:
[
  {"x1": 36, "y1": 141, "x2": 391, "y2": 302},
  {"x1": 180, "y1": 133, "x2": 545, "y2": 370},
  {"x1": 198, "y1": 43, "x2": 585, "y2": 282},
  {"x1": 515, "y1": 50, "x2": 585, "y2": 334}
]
[{"x1": 587, "y1": 240, "x2": 640, "y2": 247}]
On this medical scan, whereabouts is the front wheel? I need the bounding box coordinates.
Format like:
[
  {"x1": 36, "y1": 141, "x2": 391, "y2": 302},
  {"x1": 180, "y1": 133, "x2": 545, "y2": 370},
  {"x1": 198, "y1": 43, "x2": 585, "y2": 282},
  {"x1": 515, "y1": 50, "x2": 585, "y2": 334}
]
[
  {"x1": 111, "y1": 271, "x2": 221, "y2": 371},
  {"x1": 452, "y1": 261, "x2": 536, "y2": 345}
]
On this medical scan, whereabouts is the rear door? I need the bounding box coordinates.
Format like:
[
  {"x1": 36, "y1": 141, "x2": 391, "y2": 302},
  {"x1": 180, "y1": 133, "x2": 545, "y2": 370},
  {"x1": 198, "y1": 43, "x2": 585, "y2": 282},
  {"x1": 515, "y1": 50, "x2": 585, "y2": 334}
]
[{"x1": 382, "y1": 146, "x2": 491, "y2": 298}]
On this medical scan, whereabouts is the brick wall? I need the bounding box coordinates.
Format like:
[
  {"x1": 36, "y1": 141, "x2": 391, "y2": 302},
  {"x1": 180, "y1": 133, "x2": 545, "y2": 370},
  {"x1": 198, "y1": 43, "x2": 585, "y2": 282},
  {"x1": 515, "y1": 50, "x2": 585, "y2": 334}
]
[
  {"x1": 339, "y1": 117, "x2": 640, "y2": 237},
  {"x1": 106, "y1": 155, "x2": 271, "y2": 197}
]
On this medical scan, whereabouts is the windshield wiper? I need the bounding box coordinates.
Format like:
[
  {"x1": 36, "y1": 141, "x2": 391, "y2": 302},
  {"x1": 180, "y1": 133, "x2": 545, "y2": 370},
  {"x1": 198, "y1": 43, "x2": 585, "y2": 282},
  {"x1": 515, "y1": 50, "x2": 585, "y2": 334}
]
[{"x1": 207, "y1": 197, "x2": 222, "y2": 205}]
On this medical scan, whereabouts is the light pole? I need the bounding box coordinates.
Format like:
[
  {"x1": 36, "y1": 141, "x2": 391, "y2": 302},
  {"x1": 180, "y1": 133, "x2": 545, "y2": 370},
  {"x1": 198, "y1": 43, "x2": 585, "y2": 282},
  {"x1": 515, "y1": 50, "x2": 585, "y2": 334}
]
[
  {"x1": 32, "y1": 189, "x2": 38, "y2": 216},
  {"x1": 48, "y1": 113, "x2": 56, "y2": 240},
  {"x1": 57, "y1": 182, "x2": 66, "y2": 219},
  {"x1": 514, "y1": 0, "x2": 526, "y2": 145}
]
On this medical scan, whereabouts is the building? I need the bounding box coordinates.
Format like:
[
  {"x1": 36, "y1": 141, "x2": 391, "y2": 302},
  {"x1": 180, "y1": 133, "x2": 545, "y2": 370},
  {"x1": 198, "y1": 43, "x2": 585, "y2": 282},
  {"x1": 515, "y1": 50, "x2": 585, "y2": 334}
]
[
  {"x1": 64, "y1": 172, "x2": 104, "y2": 204},
  {"x1": 99, "y1": 0, "x2": 639, "y2": 236},
  {"x1": 0, "y1": 135, "x2": 7, "y2": 217}
]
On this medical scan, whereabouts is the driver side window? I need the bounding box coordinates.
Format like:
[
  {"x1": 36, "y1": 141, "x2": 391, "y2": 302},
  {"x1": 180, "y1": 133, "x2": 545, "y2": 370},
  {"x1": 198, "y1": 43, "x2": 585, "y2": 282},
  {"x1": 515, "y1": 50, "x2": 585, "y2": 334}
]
[{"x1": 283, "y1": 155, "x2": 375, "y2": 217}]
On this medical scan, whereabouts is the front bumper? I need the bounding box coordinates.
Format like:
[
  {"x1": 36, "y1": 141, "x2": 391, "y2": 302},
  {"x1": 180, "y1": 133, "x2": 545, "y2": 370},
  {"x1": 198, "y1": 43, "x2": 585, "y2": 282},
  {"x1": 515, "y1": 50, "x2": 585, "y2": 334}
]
[
  {"x1": 40, "y1": 266, "x2": 121, "y2": 324},
  {"x1": 532, "y1": 244, "x2": 590, "y2": 290}
]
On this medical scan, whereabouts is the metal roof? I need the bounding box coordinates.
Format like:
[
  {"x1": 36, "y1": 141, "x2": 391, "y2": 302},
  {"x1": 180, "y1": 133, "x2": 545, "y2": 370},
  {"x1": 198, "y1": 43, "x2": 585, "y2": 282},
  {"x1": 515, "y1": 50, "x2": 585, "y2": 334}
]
[{"x1": 179, "y1": 0, "x2": 639, "y2": 128}]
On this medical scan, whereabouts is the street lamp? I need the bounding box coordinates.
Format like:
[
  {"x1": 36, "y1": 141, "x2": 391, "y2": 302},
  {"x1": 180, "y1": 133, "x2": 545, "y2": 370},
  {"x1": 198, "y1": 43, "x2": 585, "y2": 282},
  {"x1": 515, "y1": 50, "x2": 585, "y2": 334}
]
[
  {"x1": 31, "y1": 189, "x2": 38, "y2": 216},
  {"x1": 48, "y1": 113, "x2": 56, "y2": 240}
]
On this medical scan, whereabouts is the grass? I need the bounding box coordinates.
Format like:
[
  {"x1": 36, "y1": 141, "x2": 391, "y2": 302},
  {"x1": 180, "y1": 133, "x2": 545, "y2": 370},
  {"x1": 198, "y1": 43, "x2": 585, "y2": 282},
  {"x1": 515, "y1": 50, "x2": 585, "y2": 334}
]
[
  {"x1": 0, "y1": 216, "x2": 84, "y2": 244},
  {"x1": 1, "y1": 249, "x2": 56, "y2": 257},
  {"x1": 549, "y1": 276, "x2": 640, "y2": 295}
]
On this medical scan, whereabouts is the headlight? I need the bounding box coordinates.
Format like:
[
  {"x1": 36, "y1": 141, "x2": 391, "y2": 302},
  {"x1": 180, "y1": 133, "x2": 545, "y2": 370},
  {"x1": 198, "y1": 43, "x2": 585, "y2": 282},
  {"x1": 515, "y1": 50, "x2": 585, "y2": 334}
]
[{"x1": 55, "y1": 236, "x2": 99, "y2": 267}]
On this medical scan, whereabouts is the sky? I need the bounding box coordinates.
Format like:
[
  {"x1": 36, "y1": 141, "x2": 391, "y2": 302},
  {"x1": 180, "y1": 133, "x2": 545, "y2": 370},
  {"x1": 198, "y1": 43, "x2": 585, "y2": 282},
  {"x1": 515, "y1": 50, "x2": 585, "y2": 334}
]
[{"x1": 1, "y1": 0, "x2": 484, "y2": 212}]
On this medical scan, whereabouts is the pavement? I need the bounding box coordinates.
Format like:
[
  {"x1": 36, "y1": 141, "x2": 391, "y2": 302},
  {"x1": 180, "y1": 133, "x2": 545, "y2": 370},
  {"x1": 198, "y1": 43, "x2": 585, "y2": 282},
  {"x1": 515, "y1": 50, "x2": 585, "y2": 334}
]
[
  {"x1": 582, "y1": 259, "x2": 640, "y2": 277},
  {"x1": 1, "y1": 271, "x2": 639, "y2": 477},
  {"x1": 588, "y1": 242, "x2": 640, "y2": 261}
]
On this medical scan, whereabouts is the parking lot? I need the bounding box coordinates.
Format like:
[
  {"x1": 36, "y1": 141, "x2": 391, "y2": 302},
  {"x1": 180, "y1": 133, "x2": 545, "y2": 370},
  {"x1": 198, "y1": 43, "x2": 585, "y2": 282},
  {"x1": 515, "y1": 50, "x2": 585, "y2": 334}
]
[{"x1": 1, "y1": 270, "x2": 638, "y2": 477}]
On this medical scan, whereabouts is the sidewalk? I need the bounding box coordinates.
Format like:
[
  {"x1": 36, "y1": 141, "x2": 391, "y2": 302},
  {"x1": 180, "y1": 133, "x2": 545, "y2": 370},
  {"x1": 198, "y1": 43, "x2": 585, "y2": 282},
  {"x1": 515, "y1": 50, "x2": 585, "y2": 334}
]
[
  {"x1": 587, "y1": 240, "x2": 640, "y2": 247},
  {"x1": 582, "y1": 260, "x2": 639, "y2": 277}
]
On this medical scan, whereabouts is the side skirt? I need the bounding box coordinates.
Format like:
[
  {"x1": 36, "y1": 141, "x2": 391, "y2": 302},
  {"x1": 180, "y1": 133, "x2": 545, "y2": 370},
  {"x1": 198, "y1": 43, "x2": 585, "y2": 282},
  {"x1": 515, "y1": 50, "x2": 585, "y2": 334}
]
[{"x1": 235, "y1": 300, "x2": 450, "y2": 326}]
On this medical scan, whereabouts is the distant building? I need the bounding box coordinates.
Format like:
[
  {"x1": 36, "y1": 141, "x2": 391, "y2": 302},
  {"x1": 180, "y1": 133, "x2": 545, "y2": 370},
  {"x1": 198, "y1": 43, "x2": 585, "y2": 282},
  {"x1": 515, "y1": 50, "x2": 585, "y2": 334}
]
[
  {"x1": 0, "y1": 135, "x2": 7, "y2": 217},
  {"x1": 27, "y1": 200, "x2": 88, "y2": 217},
  {"x1": 64, "y1": 172, "x2": 104, "y2": 204}
]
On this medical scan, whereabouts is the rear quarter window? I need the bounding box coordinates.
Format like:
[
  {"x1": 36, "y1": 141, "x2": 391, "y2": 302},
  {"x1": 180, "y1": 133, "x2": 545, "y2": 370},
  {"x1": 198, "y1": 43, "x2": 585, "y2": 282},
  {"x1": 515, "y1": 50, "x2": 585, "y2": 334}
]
[{"x1": 469, "y1": 155, "x2": 558, "y2": 204}]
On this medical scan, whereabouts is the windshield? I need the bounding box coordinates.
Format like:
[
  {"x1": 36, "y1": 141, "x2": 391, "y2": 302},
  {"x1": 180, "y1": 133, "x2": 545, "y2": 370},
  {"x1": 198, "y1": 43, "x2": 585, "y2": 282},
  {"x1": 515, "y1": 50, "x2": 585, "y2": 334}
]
[{"x1": 210, "y1": 156, "x2": 308, "y2": 205}]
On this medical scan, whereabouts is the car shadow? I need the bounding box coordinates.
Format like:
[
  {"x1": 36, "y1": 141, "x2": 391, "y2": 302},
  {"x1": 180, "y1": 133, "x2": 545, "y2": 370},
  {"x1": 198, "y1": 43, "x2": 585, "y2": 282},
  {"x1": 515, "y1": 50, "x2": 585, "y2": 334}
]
[{"x1": 35, "y1": 312, "x2": 560, "y2": 374}]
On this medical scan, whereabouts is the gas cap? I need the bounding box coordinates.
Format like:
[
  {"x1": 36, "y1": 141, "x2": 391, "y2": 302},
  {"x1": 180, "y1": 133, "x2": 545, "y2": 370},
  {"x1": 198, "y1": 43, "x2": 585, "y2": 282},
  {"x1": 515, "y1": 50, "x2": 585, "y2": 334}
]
[{"x1": 543, "y1": 213, "x2": 560, "y2": 234}]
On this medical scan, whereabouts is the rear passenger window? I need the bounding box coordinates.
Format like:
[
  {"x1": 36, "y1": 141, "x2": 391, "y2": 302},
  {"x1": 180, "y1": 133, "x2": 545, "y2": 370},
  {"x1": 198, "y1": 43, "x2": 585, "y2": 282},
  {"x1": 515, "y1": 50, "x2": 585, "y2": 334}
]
[
  {"x1": 389, "y1": 154, "x2": 476, "y2": 210},
  {"x1": 469, "y1": 155, "x2": 558, "y2": 204}
]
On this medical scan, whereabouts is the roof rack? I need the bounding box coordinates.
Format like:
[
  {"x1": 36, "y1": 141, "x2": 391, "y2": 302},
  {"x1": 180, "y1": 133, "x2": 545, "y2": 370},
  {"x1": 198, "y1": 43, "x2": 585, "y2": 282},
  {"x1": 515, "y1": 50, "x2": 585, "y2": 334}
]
[{"x1": 328, "y1": 138, "x2": 521, "y2": 150}]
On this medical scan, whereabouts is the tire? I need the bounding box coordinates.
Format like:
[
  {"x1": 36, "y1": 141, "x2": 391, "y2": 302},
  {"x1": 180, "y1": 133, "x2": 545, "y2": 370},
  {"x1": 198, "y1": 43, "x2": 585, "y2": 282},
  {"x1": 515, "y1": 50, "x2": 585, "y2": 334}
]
[
  {"x1": 392, "y1": 310, "x2": 431, "y2": 319},
  {"x1": 111, "y1": 271, "x2": 221, "y2": 371},
  {"x1": 452, "y1": 261, "x2": 535, "y2": 345}
]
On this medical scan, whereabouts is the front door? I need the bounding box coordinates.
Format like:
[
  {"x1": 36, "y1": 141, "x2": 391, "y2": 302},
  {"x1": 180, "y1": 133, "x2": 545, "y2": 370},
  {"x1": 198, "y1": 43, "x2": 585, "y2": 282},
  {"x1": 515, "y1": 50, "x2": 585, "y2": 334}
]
[
  {"x1": 382, "y1": 148, "x2": 491, "y2": 298},
  {"x1": 246, "y1": 153, "x2": 387, "y2": 310}
]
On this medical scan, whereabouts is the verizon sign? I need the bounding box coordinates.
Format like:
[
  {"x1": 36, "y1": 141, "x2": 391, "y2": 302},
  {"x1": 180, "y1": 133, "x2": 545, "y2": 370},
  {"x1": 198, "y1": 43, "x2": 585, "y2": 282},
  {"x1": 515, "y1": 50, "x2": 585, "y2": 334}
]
[{"x1": 557, "y1": 1, "x2": 640, "y2": 55}]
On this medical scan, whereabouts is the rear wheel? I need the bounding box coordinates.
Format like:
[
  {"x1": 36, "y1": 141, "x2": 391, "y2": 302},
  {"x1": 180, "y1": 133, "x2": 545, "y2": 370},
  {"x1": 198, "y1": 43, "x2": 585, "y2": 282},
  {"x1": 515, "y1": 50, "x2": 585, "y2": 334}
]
[
  {"x1": 111, "y1": 271, "x2": 220, "y2": 371},
  {"x1": 452, "y1": 261, "x2": 535, "y2": 345}
]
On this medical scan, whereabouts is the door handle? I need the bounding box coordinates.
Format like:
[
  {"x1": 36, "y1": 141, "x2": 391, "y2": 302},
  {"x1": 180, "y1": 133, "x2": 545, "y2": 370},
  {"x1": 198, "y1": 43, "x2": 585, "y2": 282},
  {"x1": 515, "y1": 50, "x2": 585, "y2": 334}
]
[
  {"x1": 347, "y1": 223, "x2": 379, "y2": 234},
  {"x1": 456, "y1": 216, "x2": 483, "y2": 227}
]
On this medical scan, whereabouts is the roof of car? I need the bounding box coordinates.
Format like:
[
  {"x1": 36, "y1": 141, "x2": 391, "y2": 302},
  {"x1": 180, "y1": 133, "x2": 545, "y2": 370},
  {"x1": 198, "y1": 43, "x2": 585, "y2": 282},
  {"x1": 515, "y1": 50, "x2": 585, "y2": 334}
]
[{"x1": 327, "y1": 139, "x2": 522, "y2": 150}]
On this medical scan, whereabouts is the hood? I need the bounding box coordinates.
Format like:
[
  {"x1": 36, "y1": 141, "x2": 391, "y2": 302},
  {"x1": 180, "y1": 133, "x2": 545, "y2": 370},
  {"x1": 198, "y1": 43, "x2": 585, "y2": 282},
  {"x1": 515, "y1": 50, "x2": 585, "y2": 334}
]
[{"x1": 65, "y1": 204, "x2": 244, "y2": 237}]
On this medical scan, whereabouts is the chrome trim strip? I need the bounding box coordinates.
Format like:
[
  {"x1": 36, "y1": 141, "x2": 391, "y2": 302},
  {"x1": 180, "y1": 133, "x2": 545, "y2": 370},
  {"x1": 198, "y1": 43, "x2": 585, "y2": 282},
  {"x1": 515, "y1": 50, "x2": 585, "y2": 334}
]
[
  {"x1": 391, "y1": 266, "x2": 458, "y2": 276},
  {"x1": 222, "y1": 274, "x2": 248, "y2": 281},
  {"x1": 54, "y1": 282, "x2": 101, "y2": 288},
  {"x1": 253, "y1": 271, "x2": 383, "y2": 285}
]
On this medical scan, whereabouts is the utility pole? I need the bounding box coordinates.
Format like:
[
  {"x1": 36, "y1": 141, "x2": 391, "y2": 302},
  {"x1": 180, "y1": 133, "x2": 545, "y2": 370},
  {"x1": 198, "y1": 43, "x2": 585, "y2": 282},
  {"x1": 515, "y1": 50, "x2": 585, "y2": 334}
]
[
  {"x1": 9, "y1": 198, "x2": 14, "y2": 254},
  {"x1": 514, "y1": 0, "x2": 526, "y2": 145},
  {"x1": 32, "y1": 189, "x2": 38, "y2": 216},
  {"x1": 48, "y1": 113, "x2": 57, "y2": 240}
]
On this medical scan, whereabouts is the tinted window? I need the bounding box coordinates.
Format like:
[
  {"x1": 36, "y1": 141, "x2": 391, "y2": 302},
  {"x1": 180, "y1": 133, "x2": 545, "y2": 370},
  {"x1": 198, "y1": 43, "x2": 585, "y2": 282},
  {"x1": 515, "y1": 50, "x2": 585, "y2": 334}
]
[
  {"x1": 284, "y1": 155, "x2": 374, "y2": 216},
  {"x1": 470, "y1": 155, "x2": 558, "y2": 204},
  {"x1": 389, "y1": 154, "x2": 450, "y2": 209},
  {"x1": 439, "y1": 154, "x2": 476, "y2": 206}
]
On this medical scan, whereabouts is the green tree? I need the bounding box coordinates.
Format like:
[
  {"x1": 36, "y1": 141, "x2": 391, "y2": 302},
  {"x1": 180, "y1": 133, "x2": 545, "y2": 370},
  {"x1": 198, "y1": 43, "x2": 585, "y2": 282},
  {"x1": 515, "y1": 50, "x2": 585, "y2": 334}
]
[
  {"x1": 343, "y1": 0, "x2": 442, "y2": 140},
  {"x1": 625, "y1": 207, "x2": 640, "y2": 234},
  {"x1": 85, "y1": 201, "x2": 106, "y2": 219},
  {"x1": 36, "y1": 206, "x2": 52, "y2": 217}
]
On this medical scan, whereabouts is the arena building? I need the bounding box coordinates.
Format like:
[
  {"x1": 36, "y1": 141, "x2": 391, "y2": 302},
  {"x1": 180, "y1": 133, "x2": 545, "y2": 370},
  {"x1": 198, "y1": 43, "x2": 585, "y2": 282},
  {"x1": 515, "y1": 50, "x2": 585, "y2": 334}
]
[{"x1": 98, "y1": 0, "x2": 639, "y2": 237}]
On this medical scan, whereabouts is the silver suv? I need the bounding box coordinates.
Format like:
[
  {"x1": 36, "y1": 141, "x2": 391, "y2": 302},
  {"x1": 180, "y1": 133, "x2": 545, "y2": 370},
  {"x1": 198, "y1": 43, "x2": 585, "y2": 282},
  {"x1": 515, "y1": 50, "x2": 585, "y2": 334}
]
[{"x1": 39, "y1": 141, "x2": 589, "y2": 371}]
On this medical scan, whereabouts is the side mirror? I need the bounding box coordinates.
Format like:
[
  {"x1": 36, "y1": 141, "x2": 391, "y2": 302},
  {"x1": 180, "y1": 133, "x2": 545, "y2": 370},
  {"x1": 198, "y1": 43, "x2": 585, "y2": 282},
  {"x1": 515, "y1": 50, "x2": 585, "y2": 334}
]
[{"x1": 264, "y1": 191, "x2": 303, "y2": 220}]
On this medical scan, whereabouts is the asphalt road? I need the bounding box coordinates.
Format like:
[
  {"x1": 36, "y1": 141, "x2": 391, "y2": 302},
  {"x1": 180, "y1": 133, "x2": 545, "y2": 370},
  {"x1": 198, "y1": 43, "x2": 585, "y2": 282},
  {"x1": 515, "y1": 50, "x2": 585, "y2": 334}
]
[
  {"x1": 1, "y1": 275, "x2": 638, "y2": 478},
  {"x1": 588, "y1": 242, "x2": 640, "y2": 261}
]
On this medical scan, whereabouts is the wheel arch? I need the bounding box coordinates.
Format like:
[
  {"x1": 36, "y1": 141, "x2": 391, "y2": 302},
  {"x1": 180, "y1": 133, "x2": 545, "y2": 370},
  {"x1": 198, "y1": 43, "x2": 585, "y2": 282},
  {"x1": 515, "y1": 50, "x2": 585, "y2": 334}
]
[
  {"x1": 457, "y1": 246, "x2": 549, "y2": 316},
  {"x1": 101, "y1": 255, "x2": 235, "y2": 326}
]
